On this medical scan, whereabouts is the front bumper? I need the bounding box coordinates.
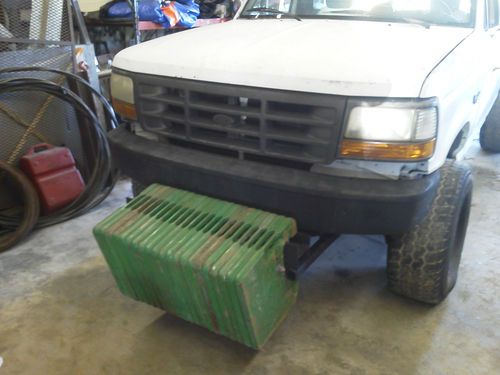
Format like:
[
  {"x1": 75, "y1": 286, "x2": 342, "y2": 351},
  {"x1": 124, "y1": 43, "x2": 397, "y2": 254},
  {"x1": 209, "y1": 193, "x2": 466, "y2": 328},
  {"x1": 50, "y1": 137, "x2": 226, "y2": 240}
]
[{"x1": 108, "y1": 126, "x2": 440, "y2": 235}]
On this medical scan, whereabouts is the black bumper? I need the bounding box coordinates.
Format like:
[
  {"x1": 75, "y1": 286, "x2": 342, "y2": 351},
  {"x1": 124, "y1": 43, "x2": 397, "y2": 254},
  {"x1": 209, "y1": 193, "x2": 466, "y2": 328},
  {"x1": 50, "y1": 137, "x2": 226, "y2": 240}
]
[{"x1": 108, "y1": 126, "x2": 440, "y2": 235}]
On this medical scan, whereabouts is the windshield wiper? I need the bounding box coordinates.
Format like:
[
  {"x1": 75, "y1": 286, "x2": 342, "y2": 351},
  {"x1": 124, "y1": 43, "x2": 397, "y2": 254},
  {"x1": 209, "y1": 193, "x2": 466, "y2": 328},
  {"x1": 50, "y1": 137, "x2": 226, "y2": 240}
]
[
  {"x1": 317, "y1": 11, "x2": 433, "y2": 28},
  {"x1": 242, "y1": 7, "x2": 302, "y2": 21},
  {"x1": 319, "y1": 9, "x2": 371, "y2": 16},
  {"x1": 244, "y1": 7, "x2": 286, "y2": 15},
  {"x1": 388, "y1": 16, "x2": 433, "y2": 29}
]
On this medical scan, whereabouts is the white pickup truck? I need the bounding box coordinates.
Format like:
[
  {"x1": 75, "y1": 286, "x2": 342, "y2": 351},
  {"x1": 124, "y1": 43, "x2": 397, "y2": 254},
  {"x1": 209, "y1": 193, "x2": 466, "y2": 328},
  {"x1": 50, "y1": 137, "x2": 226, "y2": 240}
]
[{"x1": 108, "y1": 0, "x2": 500, "y2": 304}]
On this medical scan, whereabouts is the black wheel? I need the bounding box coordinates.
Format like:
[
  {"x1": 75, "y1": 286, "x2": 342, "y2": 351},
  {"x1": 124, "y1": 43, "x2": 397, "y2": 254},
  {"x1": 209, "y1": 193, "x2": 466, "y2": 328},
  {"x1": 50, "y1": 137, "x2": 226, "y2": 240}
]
[
  {"x1": 480, "y1": 94, "x2": 500, "y2": 153},
  {"x1": 131, "y1": 179, "x2": 146, "y2": 197},
  {"x1": 386, "y1": 161, "x2": 473, "y2": 305}
]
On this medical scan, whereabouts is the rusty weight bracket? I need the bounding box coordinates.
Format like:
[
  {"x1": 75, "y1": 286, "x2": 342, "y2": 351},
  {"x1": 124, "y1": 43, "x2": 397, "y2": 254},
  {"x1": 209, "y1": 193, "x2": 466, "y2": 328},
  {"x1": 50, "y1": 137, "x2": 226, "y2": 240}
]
[{"x1": 284, "y1": 233, "x2": 340, "y2": 280}]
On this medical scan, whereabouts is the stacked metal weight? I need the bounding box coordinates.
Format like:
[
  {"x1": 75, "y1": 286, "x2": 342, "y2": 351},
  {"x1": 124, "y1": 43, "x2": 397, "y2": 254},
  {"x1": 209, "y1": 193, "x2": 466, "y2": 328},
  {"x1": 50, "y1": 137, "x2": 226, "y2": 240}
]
[{"x1": 93, "y1": 184, "x2": 298, "y2": 349}]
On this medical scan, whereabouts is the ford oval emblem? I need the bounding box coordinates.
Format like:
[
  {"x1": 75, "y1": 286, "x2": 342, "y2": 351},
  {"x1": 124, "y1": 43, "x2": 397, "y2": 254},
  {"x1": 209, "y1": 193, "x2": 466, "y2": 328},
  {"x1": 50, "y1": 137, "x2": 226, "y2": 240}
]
[{"x1": 213, "y1": 114, "x2": 235, "y2": 127}]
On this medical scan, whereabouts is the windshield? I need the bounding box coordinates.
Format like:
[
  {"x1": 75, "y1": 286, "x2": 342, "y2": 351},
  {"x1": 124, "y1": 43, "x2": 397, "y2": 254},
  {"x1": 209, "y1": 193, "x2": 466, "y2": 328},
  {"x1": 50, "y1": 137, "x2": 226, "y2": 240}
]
[{"x1": 240, "y1": 0, "x2": 475, "y2": 27}]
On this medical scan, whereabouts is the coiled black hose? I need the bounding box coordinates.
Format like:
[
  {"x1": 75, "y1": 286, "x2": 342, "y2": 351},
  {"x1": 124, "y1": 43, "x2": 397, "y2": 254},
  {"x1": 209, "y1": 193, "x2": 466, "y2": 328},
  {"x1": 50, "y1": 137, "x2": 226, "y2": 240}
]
[
  {"x1": 0, "y1": 68, "x2": 118, "y2": 231},
  {"x1": 0, "y1": 160, "x2": 40, "y2": 252},
  {"x1": 0, "y1": 66, "x2": 119, "y2": 130}
]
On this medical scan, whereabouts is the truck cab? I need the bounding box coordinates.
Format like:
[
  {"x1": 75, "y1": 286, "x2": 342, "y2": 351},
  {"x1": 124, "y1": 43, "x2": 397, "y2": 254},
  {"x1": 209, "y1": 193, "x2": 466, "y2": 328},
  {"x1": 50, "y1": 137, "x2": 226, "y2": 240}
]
[{"x1": 108, "y1": 0, "x2": 500, "y2": 304}]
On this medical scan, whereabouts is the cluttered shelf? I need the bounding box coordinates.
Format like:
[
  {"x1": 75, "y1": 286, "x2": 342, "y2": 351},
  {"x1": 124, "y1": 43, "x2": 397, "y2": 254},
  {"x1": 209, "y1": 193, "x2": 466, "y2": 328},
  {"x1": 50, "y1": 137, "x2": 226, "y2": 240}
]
[
  {"x1": 138, "y1": 17, "x2": 229, "y2": 30},
  {"x1": 86, "y1": 0, "x2": 234, "y2": 44},
  {"x1": 85, "y1": 17, "x2": 229, "y2": 30},
  {"x1": 84, "y1": 18, "x2": 135, "y2": 27}
]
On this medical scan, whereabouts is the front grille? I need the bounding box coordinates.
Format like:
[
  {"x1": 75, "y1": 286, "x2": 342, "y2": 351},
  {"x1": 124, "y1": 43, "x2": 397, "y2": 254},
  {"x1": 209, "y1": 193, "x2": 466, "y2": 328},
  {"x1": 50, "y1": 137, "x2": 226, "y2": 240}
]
[{"x1": 134, "y1": 75, "x2": 347, "y2": 164}]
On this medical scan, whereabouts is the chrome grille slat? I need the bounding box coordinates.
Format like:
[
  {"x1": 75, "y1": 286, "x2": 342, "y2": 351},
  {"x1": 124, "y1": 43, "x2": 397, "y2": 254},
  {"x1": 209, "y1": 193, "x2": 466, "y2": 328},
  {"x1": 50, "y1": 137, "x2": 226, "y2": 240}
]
[
  {"x1": 142, "y1": 111, "x2": 185, "y2": 123},
  {"x1": 268, "y1": 133, "x2": 330, "y2": 146},
  {"x1": 189, "y1": 102, "x2": 261, "y2": 117},
  {"x1": 135, "y1": 75, "x2": 347, "y2": 165},
  {"x1": 141, "y1": 96, "x2": 184, "y2": 106},
  {"x1": 190, "y1": 118, "x2": 259, "y2": 135},
  {"x1": 265, "y1": 113, "x2": 332, "y2": 127}
]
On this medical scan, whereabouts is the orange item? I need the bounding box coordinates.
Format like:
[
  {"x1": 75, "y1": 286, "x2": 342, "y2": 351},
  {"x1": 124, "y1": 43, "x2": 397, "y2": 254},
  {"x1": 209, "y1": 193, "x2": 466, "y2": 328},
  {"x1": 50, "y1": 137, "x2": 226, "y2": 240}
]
[{"x1": 161, "y1": 3, "x2": 180, "y2": 27}]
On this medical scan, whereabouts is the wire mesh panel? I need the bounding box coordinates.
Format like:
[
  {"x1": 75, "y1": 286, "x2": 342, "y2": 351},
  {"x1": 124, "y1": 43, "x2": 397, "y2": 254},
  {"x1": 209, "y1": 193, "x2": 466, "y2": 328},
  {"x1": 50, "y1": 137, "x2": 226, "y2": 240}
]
[
  {"x1": 0, "y1": 1, "x2": 87, "y2": 210},
  {"x1": 0, "y1": 46, "x2": 85, "y2": 164},
  {"x1": 0, "y1": 0, "x2": 72, "y2": 44}
]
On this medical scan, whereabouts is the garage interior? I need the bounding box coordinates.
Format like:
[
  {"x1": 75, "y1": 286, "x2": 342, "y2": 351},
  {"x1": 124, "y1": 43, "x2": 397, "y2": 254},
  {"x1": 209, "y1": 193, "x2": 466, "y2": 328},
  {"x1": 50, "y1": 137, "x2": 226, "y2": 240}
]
[{"x1": 1, "y1": 0, "x2": 499, "y2": 374}]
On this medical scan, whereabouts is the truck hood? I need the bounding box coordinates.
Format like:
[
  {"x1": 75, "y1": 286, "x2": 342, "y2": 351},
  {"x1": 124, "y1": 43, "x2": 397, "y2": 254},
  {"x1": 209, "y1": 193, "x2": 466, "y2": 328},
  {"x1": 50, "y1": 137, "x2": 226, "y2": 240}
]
[{"x1": 113, "y1": 19, "x2": 472, "y2": 97}]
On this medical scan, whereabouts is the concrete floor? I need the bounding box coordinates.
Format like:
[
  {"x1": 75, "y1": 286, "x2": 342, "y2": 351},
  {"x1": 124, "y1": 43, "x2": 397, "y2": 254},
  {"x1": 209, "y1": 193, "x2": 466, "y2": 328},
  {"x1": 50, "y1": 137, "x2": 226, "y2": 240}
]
[{"x1": 1, "y1": 143, "x2": 499, "y2": 375}]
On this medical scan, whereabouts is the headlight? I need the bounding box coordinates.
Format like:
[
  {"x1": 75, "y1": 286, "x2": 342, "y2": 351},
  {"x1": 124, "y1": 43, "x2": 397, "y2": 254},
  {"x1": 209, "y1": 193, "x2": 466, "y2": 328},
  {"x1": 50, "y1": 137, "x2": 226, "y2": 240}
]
[
  {"x1": 110, "y1": 72, "x2": 137, "y2": 120},
  {"x1": 340, "y1": 99, "x2": 437, "y2": 161}
]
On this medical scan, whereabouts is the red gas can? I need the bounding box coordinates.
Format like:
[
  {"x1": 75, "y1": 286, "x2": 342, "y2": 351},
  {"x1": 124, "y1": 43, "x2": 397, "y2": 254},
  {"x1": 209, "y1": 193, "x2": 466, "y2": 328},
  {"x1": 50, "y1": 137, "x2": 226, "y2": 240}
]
[{"x1": 19, "y1": 144, "x2": 85, "y2": 215}]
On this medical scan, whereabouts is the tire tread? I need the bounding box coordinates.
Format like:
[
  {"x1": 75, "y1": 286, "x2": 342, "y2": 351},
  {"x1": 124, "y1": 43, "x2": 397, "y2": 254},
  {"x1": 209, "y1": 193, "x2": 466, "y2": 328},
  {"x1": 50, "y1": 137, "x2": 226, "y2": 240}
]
[
  {"x1": 480, "y1": 95, "x2": 500, "y2": 153},
  {"x1": 387, "y1": 161, "x2": 472, "y2": 304}
]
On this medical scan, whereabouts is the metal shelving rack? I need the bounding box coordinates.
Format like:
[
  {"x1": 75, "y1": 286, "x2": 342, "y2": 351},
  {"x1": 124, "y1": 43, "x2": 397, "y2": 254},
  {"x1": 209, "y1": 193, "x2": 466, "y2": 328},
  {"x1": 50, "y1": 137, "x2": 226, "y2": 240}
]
[
  {"x1": 83, "y1": 1, "x2": 230, "y2": 46},
  {"x1": 132, "y1": 0, "x2": 230, "y2": 44}
]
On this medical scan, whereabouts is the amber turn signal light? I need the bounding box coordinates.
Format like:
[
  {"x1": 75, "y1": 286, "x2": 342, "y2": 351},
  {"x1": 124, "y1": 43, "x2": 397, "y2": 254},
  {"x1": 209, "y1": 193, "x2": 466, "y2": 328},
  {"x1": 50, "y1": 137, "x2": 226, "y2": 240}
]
[
  {"x1": 340, "y1": 139, "x2": 436, "y2": 161},
  {"x1": 112, "y1": 98, "x2": 137, "y2": 121}
]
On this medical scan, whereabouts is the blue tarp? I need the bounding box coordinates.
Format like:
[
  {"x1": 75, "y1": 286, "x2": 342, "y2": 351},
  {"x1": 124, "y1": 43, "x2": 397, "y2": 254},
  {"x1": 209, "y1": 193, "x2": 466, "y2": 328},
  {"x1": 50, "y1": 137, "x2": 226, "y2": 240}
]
[{"x1": 138, "y1": 0, "x2": 199, "y2": 28}]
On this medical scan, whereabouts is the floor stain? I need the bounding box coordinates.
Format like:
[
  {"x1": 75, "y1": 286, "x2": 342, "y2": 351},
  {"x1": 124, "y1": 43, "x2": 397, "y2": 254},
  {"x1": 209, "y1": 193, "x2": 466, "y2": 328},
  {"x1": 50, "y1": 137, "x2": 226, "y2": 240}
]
[{"x1": 1, "y1": 150, "x2": 499, "y2": 374}]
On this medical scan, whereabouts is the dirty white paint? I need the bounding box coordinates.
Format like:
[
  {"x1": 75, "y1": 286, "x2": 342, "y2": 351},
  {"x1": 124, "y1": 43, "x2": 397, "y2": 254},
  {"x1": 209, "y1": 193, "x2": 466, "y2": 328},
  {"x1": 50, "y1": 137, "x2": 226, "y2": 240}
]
[
  {"x1": 114, "y1": 14, "x2": 500, "y2": 177},
  {"x1": 113, "y1": 19, "x2": 471, "y2": 98}
]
